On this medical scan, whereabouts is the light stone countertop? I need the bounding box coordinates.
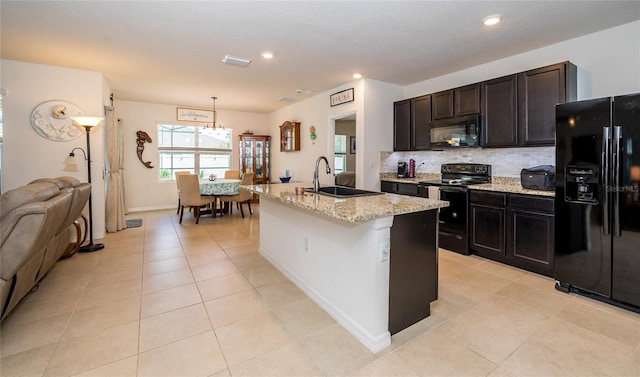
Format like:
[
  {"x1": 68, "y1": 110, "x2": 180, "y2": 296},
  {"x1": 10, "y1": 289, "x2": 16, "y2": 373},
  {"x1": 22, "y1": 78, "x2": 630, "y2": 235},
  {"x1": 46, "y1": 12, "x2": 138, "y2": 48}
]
[
  {"x1": 244, "y1": 182, "x2": 450, "y2": 224},
  {"x1": 469, "y1": 183, "x2": 555, "y2": 197},
  {"x1": 380, "y1": 174, "x2": 555, "y2": 197}
]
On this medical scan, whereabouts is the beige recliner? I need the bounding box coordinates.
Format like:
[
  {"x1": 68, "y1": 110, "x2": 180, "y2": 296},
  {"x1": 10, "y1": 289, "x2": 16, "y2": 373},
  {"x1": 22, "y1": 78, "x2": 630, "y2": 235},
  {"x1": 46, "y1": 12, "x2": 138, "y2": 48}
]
[
  {"x1": 0, "y1": 181, "x2": 73, "y2": 321},
  {"x1": 31, "y1": 177, "x2": 92, "y2": 278}
]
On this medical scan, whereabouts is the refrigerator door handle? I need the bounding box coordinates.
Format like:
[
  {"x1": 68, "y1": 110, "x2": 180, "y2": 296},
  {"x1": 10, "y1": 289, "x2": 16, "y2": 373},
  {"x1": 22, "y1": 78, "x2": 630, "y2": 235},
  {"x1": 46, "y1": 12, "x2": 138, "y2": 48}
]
[
  {"x1": 603, "y1": 126, "x2": 611, "y2": 235},
  {"x1": 613, "y1": 125, "x2": 622, "y2": 236}
]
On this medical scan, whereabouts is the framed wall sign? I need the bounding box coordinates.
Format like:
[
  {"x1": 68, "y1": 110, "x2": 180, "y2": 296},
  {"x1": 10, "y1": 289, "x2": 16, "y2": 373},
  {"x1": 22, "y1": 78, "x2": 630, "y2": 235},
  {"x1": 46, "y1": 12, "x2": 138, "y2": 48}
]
[
  {"x1": 176, "y1": 107, "x2": 214, "y2": 123},
  {"x1": 330, "y1": 88, "x2": 354, "y2": 107}
]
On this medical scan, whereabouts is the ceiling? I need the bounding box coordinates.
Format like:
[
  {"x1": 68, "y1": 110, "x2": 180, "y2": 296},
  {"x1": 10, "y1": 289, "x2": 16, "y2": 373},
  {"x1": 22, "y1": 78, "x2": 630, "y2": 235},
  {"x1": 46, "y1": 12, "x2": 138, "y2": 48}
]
[{"x1": 2, "y1": 1, "x2": 639, "y2": 114}]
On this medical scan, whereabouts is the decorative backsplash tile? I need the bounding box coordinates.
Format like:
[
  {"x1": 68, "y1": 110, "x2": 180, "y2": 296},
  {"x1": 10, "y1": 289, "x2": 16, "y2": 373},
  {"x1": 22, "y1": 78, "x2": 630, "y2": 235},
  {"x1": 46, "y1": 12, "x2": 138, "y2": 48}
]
[{"x1": 380, "y1": 147, "x2": 554, "y2": 177}]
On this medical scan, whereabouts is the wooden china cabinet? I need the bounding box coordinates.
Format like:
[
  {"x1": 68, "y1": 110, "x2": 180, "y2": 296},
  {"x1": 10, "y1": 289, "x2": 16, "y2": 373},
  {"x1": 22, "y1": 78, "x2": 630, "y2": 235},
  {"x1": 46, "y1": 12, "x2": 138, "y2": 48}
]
[{"x1": 239, "y1": 134, "x2": 270, "y2": 185}]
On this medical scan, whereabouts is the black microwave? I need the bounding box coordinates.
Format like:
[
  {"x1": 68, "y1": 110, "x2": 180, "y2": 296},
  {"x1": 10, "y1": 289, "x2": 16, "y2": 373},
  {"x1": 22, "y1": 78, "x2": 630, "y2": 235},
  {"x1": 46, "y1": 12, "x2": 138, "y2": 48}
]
[{"x1": 428, "y1": 115, "x2": 480, "y2": 149}]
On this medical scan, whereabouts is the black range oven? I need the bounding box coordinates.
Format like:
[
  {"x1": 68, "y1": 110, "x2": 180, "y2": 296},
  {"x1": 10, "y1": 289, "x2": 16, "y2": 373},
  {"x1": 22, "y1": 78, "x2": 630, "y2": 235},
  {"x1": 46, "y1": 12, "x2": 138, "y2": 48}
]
[{"x1": 418, "y1": 163, "x2": 491, "y2": 255}]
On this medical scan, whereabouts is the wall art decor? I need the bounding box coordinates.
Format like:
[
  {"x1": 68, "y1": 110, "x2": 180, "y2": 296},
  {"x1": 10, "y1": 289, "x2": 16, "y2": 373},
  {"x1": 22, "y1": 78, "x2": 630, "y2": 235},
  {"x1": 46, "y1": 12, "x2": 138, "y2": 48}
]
[
  {"x1": 136, "y1": 130, "x2": 153, "y2": 168},
  {"x1": 30, "y1": 100, "x2": 85, "y2": 141},
  {"x1": 330, "y1": 88, "x2": 354, "y2": 107},
  {"x1": 176, "y1": 107, "x2": 214, "y2": 123},
  {"x1": 309, "y1": 126, "x2": 317, "y2": 144}
]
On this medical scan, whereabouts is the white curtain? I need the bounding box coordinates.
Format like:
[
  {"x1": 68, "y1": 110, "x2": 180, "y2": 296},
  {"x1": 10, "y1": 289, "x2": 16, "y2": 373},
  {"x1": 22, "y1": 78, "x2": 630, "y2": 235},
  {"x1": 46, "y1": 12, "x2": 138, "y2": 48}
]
[{"x1": 105, "y1": 107, "x2": 127, "y2": 232}]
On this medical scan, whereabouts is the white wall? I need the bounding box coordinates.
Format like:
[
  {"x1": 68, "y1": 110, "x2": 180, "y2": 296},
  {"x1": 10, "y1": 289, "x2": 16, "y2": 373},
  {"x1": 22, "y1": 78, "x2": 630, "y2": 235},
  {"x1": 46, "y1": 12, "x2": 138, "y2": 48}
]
[
  {"x1": 266, "y1": 82, "x2": 362, "y2": 187},
  {"x1": 115, "y1": 100, "x2": 269, "y2": 211},
  {"x1": 267, "y1": 79, "x2": 402, "y2": 191},
  {"x1": 382, "y1": 20, "x2": 640, "y2": 177},
  {"x1": 1, "y1": 59, "x2": 108, "y2": 238},
  {"x1": 403, "y1": 20, "x2": 640, "y2": 100}
]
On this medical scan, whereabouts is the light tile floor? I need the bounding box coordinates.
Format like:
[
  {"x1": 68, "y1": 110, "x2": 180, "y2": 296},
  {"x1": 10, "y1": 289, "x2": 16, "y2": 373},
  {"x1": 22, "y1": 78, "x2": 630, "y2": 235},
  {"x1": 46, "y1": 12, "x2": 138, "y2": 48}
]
[{"x1": 1, "y1": 205, "x2": 639, "y2": 376}]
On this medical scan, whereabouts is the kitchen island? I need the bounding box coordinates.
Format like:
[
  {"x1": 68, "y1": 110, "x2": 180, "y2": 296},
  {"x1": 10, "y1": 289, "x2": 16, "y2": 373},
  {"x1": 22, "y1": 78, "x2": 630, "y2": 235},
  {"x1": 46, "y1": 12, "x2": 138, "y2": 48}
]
[{"x1": 245, "y1": 183, "x2": 449, "y2": 352}]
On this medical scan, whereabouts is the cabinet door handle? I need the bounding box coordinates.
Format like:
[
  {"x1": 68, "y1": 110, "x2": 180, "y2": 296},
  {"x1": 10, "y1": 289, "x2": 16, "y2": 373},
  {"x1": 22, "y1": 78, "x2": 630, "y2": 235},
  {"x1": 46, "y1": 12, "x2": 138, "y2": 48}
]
[
  {"x1": 602, "y1": 126, "x2": 611, "y2": 236},
  {"x1": 439, "y1": 230, "x2": 462, "y2": 239},
  {"x1": 613, "y1": 125, "x2": 622, "y2": 237}
]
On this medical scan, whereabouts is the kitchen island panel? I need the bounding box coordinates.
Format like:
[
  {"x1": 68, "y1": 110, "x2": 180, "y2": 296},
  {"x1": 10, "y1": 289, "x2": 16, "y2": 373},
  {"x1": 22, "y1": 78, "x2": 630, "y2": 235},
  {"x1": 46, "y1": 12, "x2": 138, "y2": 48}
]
[{"x1": 259, "y1": 197, "x2": 393, "y2": 352}]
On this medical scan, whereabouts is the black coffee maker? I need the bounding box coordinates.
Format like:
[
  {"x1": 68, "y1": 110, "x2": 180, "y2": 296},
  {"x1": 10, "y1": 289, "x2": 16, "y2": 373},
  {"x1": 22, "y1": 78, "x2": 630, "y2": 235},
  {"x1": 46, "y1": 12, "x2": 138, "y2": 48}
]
[{"x1": 397, "y1": 161, "x2": 409, "y2": 178}]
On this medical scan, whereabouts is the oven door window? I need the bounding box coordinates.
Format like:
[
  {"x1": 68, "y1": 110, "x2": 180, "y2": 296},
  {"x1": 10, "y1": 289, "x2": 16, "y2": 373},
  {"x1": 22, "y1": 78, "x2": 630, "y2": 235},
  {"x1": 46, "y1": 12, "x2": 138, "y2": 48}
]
[{"x1": 439, "y1": 188, "x2": 468, "y2": 233}]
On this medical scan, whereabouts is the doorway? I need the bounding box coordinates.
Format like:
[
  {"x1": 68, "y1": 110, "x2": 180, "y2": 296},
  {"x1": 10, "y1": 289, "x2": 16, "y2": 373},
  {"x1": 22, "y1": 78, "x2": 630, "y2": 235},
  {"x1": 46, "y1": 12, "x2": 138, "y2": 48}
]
[{"x1": 333, "y1": 114, "x2": 356, "y2": 187}]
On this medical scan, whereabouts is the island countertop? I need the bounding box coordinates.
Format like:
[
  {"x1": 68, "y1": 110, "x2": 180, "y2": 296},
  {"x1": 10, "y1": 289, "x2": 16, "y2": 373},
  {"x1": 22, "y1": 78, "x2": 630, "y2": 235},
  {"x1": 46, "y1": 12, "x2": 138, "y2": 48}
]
[{"x1": 245, "y1": 183, "x2": 449, "y2": 223}]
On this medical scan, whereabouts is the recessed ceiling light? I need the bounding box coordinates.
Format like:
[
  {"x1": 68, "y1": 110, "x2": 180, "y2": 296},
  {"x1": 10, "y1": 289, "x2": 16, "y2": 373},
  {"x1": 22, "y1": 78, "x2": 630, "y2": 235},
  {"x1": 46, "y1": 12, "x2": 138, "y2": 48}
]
[
  {"x1": 482, "y1": 15, "x2": 502, "y2": 26},
  {"x1": 353, "y1": 73, "x2": 363, "y2": 79},
  {"x1": 260, "y1": 51, "x2": 274, "y2": 59}
]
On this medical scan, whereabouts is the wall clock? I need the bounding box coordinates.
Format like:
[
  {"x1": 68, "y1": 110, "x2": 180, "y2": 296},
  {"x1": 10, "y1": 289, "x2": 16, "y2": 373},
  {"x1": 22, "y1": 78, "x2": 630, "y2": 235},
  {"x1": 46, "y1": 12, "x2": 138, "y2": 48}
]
[{"x1": 30, "y1": 100, "x2": 85, "y2": 141}]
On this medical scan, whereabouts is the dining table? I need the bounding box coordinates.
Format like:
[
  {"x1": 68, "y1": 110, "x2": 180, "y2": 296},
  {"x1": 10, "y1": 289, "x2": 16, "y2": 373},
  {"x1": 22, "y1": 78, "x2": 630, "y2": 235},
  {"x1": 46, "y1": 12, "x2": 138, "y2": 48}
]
[
  {"x1": 199, "y1": 178, "x2": 241, "y2": 216},
  {"x1": 199, "y1": 178, "x2": 241, "y2": 196}
]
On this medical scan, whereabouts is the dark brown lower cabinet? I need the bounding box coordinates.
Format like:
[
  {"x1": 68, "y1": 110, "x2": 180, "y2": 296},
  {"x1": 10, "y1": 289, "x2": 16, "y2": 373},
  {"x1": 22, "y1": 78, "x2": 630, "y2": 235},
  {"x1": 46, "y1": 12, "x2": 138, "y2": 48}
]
[
  {"x1": 470, "y1": 191, "x2": 555, "y2": 276},
  {"x1": 389, "y1": 210, "x2": 438, "y2": 335},
  {"x1": 471, "y1": 203, "x2": 506, "y2": 256},
  {"x1": 508, "y1": 195, "x2": 555, "y2": 276},
  {"x1": 380, "y1": 181, "x2": 419, "y2": 196}
]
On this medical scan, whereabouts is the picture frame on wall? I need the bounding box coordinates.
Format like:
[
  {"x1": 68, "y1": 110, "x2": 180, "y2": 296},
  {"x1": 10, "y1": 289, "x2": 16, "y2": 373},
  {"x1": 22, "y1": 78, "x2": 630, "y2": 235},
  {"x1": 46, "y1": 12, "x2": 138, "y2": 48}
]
[
  {"x1": 330, "y1": 88, "x2": 354, "y2": 107},
  {"x1": 176, "y1": 107, "x2": 214, "y2": 123},
  {"x1": 350, "y1": 136, "x2": 356, "y2": 154}
]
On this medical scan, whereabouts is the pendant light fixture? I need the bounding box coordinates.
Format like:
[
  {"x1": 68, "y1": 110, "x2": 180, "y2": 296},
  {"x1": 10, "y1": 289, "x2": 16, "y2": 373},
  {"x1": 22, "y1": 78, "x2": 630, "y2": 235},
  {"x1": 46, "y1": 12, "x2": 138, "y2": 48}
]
[{"x1": 204, "y1": 96, "x2": 224, "y2": 130}]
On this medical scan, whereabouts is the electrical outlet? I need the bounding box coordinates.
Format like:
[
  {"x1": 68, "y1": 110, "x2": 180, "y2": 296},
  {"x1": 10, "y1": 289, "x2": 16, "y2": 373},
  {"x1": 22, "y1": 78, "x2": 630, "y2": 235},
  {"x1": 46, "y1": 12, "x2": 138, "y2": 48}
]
[{"x1": 379, "y1": 237, "x2": 390, "y2": 262}]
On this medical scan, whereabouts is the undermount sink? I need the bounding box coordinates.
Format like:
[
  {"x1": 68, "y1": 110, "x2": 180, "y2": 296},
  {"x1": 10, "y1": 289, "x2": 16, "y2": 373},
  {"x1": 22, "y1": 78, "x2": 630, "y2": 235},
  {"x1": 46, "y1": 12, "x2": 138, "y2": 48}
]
[{"x1": 306, "y1": 186, "x2": 384, "y2": 198}]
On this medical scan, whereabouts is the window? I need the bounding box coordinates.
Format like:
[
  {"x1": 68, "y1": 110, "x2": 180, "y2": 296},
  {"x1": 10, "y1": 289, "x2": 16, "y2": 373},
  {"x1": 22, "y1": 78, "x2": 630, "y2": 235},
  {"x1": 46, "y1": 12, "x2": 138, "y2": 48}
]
[
  {"x1": 157, "y1": 124, "x2": 232, "y2": 181},
  {"x1": 334, "y1": 134, "x2": 347, "y2": 174}
]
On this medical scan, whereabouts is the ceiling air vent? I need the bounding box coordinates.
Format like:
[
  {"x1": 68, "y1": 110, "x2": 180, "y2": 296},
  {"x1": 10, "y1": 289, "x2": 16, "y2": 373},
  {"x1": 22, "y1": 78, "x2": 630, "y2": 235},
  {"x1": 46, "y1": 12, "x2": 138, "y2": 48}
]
[
  {"x1": 222, "y1": 55, "x2": 252, "y2": 67},
  {"x1": 278, "y1": 97, "x2": 297, "y2": 102}
]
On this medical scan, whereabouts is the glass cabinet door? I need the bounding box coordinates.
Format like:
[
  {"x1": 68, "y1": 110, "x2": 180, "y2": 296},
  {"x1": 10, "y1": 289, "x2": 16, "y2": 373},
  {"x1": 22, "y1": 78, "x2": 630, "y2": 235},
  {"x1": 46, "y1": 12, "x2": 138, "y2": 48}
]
[
  {"x1": 239, "y1": 135, "x2": 270, "y2": 184},
  {"x1": 255, "y1": 140, "x2": 264, "y2": 178}
]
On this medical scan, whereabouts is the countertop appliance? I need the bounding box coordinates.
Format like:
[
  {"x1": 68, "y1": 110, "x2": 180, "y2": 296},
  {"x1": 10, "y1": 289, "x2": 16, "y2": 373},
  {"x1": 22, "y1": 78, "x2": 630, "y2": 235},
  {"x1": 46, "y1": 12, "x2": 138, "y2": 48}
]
[
  {"x1": 408, "y1": 159, "x2": 416, "y2": 178},
  {"x1": 397, "y1": 161, "x2": 409, "y2": 178},
  {"x1": 428, "y1": 115, "x2": 480, "y2": 150},
  {"x1": 555, "y1": 93, "x2": 640, "y2": 312},
  {"x1": 418, "y1": 163, "x2": 491, "y2": 255}
]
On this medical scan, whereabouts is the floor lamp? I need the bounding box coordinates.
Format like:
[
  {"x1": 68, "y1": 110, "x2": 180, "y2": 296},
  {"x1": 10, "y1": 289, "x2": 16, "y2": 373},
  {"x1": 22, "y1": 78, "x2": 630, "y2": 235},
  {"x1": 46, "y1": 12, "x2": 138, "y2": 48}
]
[{"x1": 63, "y1": 116, "x2": 105, "y2": 253}]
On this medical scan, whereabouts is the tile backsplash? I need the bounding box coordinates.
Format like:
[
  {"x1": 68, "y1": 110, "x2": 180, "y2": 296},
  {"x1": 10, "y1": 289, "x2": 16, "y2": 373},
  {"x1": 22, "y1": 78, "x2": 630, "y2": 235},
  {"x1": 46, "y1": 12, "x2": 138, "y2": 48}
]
[{"x1": 380, "y1": 147, "x2": 554, "y2": 177}]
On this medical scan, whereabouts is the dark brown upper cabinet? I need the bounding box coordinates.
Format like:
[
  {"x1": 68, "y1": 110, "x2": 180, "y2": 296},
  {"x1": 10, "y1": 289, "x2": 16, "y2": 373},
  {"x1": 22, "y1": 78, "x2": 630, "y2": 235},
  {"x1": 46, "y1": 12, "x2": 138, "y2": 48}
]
[
  {"x1": 454, "y1": 83, "x2": 481, "y2": 116},
  {"x1": 393, "y1": 99, "x2": 411, "y2": 151},
  {"x1": 432, "y1": 90, "x2": 454, "y2": 119},
  {"x1": 517, "y1": 62, "x2": 577, "y2": 146},
  {"x1": 393, "y1": 61, "x2": 576, "y2": 150},
  {"x1": 481, "y1": 74, "x2": 518, "y2": 147},
  {"x1": 411, "y1": 95, "x2": 431, "y2": 150},
  {"x1": 394, "y1": 96, "x2": 432, "y2": 151}
]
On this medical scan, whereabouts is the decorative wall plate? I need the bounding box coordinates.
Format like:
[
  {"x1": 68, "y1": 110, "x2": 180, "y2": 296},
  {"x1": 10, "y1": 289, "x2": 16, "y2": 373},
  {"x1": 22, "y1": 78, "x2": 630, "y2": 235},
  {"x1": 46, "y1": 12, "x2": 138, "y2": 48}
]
[{"x1": 31, "y1": 100, "x2": 85, "y2": 141}]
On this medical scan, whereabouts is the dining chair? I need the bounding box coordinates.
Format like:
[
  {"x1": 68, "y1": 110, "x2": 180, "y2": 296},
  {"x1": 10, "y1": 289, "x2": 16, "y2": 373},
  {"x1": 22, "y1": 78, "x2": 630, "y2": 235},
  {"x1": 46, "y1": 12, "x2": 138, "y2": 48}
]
[
  {"x1": 175, "y1": 171, "x2": 191, "y2": 215},
  {"x1": 176, "y1": 174, "x2": 215, "y2": 224},
  {"x1": 221, "y1": 172, "x2": 254, "y2": 218},
  {"x1": 224, "y1": 170, "x2": 240, "y2": 179}
]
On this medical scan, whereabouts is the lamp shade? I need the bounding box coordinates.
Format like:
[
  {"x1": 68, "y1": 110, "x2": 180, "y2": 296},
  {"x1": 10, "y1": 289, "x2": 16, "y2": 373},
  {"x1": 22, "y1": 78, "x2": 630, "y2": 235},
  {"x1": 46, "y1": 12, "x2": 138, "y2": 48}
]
[
  {"x1": 62, "y1": 153, "x2": 80, "y2": 172},
  {"x1": 71, "y1": 116, "x2": 104, "y2": 128}
]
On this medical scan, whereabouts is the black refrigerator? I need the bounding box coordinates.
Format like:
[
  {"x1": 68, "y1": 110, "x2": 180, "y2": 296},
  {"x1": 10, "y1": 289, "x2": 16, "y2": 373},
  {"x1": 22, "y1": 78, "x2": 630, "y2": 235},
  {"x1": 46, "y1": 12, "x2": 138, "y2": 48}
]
[{"x1": 555, "y1": 93, "x2": 640, "y2": 312}]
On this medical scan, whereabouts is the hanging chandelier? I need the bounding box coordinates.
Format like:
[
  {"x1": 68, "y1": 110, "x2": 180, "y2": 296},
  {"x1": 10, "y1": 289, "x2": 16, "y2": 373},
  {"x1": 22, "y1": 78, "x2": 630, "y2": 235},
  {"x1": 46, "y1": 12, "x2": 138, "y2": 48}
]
[{"x1": 204, "y1": 96, "x2": 224, "y2": 130}]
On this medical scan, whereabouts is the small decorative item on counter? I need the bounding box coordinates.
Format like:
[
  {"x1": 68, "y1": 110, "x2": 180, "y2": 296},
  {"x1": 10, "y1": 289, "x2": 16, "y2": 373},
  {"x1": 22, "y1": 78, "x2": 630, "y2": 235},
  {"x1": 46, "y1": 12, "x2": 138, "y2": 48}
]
[
  {"x1": 208, "y1": 174, "x2": 217, "y2": 181},
  {"x1": 309, "y1": 126, "x2": 316, "y2": 144},
  {"x1": 279, "y1": 177, "x2": 291, "y2": 183}
]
